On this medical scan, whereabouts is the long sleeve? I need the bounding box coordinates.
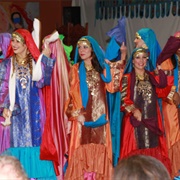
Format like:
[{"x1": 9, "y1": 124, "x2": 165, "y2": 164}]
[
  {"x1": 65, "y1": 64, "x2": 84, "y2": 121},
  {"x1": 120, "y1": 74, "x2": 136, "y2": 114},
  {"x1": 36, "y1": 55, "x2": 56, "y2": 88},
  {"x1": 0, "y1": 59, "x2": 11, "y2": 114},
  {"x1": 106, "y1": 60, "x2": 125, "y2": 93}
]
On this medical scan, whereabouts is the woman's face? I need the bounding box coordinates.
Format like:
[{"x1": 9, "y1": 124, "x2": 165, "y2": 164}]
[
  {"x1": 134, "y1": 37, "x2": 145, "y2": 48},
  {"x1": 133, "y1": 52, "x2": 148, "y2": 71},
  {"x1": 11, "y1": 37, "x2": 27, "y2": 56},
  {"x1": 78, "y1": 41, "x2": 92, "y2": 62}
]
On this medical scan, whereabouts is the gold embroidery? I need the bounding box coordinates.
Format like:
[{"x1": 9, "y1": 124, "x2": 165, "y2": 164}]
[
  {"x1": 86, "y1": 69, "x2": 100, "y2": 96},
  {"x1": 86, "y1": 68, "x2": 106, "y2": 121},
  {"x1": 167, "y1": 85, "x2": 176, "y2": 104},
  {"x1": 71, "y1": 109, "x2": 82, "y2": 117},
  {"x1": 136, "y1": 73, "x2": 152, "y2": 104},
  {"x1": 125, "y1": 104, "x2": 136, "y2": 113}
]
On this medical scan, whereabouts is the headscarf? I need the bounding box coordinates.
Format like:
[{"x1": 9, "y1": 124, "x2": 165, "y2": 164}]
[
  {"x1": 126, "y1": 47, "x2": 167, "y2": 88},
  {"x1": 74, "y1": 36, "x2": 112, "y2": 108},
  {"x1": 0, "y1": 33, "x2": 11, "y2": 59},
  {"x1": 133, "y1": 28, "x2": 161, "y2": 71},
  {"x1": 6, "y1": 29, "x2": 40, "y2": 61},
  {"x1": 125, "y1": 47, "x2": 150, "y2": 73},
  {"x1": 74, "y1": 36, "x2": 105, "y2": 67}
]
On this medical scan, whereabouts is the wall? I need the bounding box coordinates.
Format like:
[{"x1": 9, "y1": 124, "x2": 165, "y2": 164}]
[
  {"x1": 40, "y1": 1, "x2": 62, "y2": 39},
  {"x1": 41, "y1": 0, "x2": 72, "y2": 38},
  {"x1": 0, "y1": 0, "x2": 72, "y2": 44}
]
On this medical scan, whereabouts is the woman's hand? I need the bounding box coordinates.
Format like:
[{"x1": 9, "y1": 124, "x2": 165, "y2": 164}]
[
  {"x1": 173, "y1": 92, "x2": 180, "y2": 107},
  {"x1": 2, "y1": 108, "x2": 12, "y2": 119},
  {"x1": 42, "y1": 41, "x2": 51, "y2": 58},
  {"x1": 132, "y1": 108, "x2": 142, "y2": 121},
  {"x1": 105, "y1": 59, "x2": 110, "y2": 65},
  {"x1": 157, "y1": 64, "x2": 161, "y2": 70},
  {"x1": 77, "y1": 114, "x2": 85, "y2": 125},
  {"x1": 120, "y1": 42, "x2": 127, "y2": 61}
]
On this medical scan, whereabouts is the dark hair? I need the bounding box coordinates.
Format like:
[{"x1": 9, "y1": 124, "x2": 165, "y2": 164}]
[
  {"x1": 114, "y1": 155, "x2": 171, "y2": 180},
  {"x1": 77, "y1": 51, "x2": 103, "y2": 74},
  {"x1": 91, "y1": 51, "x2": 103, "y2": 73}
]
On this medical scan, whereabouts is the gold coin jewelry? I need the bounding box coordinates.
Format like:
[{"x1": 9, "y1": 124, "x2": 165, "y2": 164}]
[
  {"x1": 136, "y1": 73, "x2": 145, "y2": 81},
  {"x1": 15, "y1": 55, "x2": 30, "y2": 89},
  {"x1": 85, "y1": 63, "x2": 93, "y2": 71},
  {"x1": 136, "y1": 73, "x2": 152, "y2": 103},
  {"x1": 15, "y1": 55, "x2": 28, "y2": 66}
]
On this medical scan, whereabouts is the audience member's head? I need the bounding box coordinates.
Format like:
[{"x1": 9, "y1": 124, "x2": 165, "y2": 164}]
[
  {"x1": 0, "y1": 155, "x2": 28, "y2": 180},
  {"x1": 114, "y1": 155, "x2": 171, "y2": 180}
]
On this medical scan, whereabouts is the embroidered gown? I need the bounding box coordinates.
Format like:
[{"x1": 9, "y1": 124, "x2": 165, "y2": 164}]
[
  {"x1": 0, "y1": 55, "x2": 56, "y2": 178},
  {"x1": 120, "y1": 69, "x2": 171, "y2": 174},
  {"x1": 158, "y1": 36, "x2": 180, "y2": 178},
  {"x1": 64, "y1": 60, "x2": 124, "y2": 180}
]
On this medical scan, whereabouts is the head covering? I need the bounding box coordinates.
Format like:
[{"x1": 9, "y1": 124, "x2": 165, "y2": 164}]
[
  {"x1": 135, "y1": 28, "x2": 161, "y2": 71},
  {"x1": 74, "y1": 36, "x2": 111, "y2": 108},
  {"x1": 6, "y1": 29, "x2": 40, "y2": 61},
  {"x1": 74, "y1": 36, "x2": 105, "y2": 68},
  {"x1": 0, "y1": 33, "x2": 11, "y2": 59},
  {"x1": 125, "y1": 47, "x2": 150, "y2": 73}
]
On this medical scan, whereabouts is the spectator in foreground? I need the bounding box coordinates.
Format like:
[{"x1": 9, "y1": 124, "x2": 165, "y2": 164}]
[
  {"x1": 114, "y1": 155, "x2": 171, "y2": 180},
  {"x1": 0, "y1": 155, "x2": 28, "y2": 180}
]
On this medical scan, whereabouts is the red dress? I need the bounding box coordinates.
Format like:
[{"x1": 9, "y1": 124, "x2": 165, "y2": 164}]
[{"x1": 120, "y1": 69, "x2": 171, "y2": 174}]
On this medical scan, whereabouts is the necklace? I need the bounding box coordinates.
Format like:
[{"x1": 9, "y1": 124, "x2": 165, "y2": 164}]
[
  {"x1": 15, "y1": 55, "x2": 28, "y2": 66},
  {"x1": 136, "y1": 73, "x2": 145, "y2": 81},
  {"x1": 85, "y1": 63, "x2": 93, "y2": 71},
  {"x1": 15, "y1": 60, "x2": 30, "y2": 89},
  {"x1": 136, "y1": 73, "x2": 152, "y2": 103}
]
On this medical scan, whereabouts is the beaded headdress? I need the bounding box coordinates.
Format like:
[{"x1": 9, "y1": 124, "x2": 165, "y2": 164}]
[
  {"x1": 77, "y1": 38, "x2": 91, "y2": 48},
  {"x1": 7, "y1": 29, "x2": 40, "y2": 61},
  {"x1": 12, "y1": 31, "x2": 25, "y2": 44},
  {"x1": 133, "y1": 48, "x2": 149, "y2": 59}
]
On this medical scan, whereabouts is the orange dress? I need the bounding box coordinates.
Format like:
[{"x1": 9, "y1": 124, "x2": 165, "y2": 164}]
[
  {"x1": 64, "y1": 62, "x2": 124, "y2": 180},
  {"x1": 161, "y1": 58, "x2": 180, "y2": 177}
]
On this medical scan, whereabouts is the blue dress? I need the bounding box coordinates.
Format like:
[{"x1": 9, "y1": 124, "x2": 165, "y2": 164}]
[{"x1": 0, "y1": 55, "x2": 57, "y2": 179}]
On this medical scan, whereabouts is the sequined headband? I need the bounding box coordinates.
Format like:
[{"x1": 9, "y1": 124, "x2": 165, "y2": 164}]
[
  {"x1": 133, "y1": 48, "x2": 149, "y2": 59},
  {"x1": 135, "y1": 32, "x2": 141, "y2": 39},
  {"x1": 77, "y1": 38, "x2": 91, "y2": 47},
  {"x1": 12, "y1": 32, "x2": 25, "y2": 43}
]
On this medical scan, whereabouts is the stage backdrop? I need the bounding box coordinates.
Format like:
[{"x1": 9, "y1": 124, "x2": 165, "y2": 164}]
[{"x1": 72, "y1": 0, "x2": 180, "y2": 58}]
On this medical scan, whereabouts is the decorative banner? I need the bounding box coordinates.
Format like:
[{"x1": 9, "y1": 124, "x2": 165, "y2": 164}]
[
  {"x1": 0, "y1": 2, "x2": 39, "y2": 33},
  {"x1": 95, "y1": 0, "x2": 180, "y2": 19}
]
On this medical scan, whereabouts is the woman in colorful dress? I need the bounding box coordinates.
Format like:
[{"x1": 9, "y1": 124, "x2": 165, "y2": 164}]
[
  {"x1": 157, "y1": 31, "x2": 180, "y2": 178},
  {"x1": 0, "y1": 32, "x2": 11, "y2": 154},
  {"x1": 0, "y1": 28, "x2": 56, "y2": 179},
  {"x1": 120, "y1": 47, "x2": 171, "y2": 174},
  {"x1": 64, "y1": 36, "x2": 127, "y2": 180}
]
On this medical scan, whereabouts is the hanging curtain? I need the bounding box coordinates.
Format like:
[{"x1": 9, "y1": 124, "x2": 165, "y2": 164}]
[{"x1": 95, "y1": 0, "x2": 180, "y2": 19}]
